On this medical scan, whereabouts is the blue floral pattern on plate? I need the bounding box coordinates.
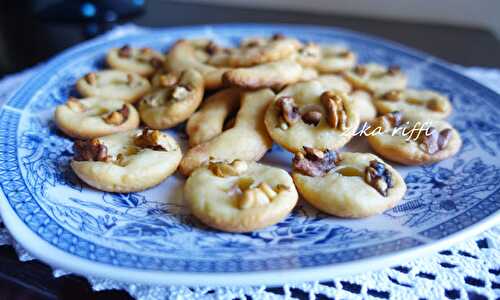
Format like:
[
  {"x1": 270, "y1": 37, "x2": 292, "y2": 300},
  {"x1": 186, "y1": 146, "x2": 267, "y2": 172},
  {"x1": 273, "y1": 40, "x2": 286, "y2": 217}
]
[{"x1": 0, "y1": 25, "x2": 499, "y2": 276}]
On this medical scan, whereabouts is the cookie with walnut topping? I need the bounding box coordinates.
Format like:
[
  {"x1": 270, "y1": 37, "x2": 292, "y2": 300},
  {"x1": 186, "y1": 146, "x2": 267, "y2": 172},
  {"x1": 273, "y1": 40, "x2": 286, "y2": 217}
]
[
  {"x1": 106, "y1": 45, "x2": 164, "y2": 77},
  {"x1": 71, "y1": 128, "x2": 182, "y2": 193},
  {"x1": 164, "y1": 39, "x2": 231, "y2": 90},
  {"x1": 292, "y1": 150, "x2": 406, "y2": 218},
  {"x1": 54, "y1": 97, "x2": 140, "y2": 139},
  {"x1": 316, "y1": 44, "x2": 357, "y2": 73},
  {"x1": 264, "y1": 75, "x2": 359, "y2": 152},
  {"x1": 185, "y1": 160, "x2": 298, "y2": 232},
  {"x1": 138, "y1": 69, "x2": 204, "y2": 129},
  {"x1": 374, "y1": 89, "x2": 452, "y2": 120},
  {"x1": 367, "y1": 112, "x2": 461, "y2": 165},
  {"x1": 344, "y1": 63, "x2": 407, "y2": 94},
  {"x1": 76, "y1": 70, "x2": 151, "y2": 103}
]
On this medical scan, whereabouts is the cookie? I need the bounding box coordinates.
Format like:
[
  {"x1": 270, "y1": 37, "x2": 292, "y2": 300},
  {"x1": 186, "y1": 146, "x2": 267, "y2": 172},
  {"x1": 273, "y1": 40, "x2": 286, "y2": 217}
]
[
  {"x1": 316, "y1": 45, "x2": 357, "y2": 73},
  {"x1": 54, "y1": 97, "x2": 140, "y2": 139},
  {"x1": 292, "y1": 150, "x2": 406, "y2": 218},
  {"x1": 264, "y1": 76, "x2": 359, "y2": 152},
  {"x1": 374, "y1": 89, "x2": 452, "y2": 120},
  {"x1": 344, "y1": 63, "x2": 407, "y2": 94},
  {"x1": 76, "y1": 70, "x2": 151, "y2": 103},
  {"x1": 367, "y1": 111, "x2": 461, "y2": 165},
  {"x1": 179, "y1": 88, "x2": 274, "y2": 176},
  {"x1": 186, "y1": 87, "x2": 241, "y2": 147},
  {"x1": 138, "y1": 69, "x2": 204, "y2": 129},
  {"x1": 349, "y1": 90, "x2": 377, "y2": 122},
  {"x1": 222, "y1": 59, "x2": 304, "y2": 89},
  {"x1": 207, "y1": 34, "x2": 303, "y2": 67},
  {"x1": 106, "y1": 45, "x2": 164, "y2": 77},
  {"x1": 164, "y1": 39, "x2": 230, "y2": 89},
  {"x1": 71, "y1": 128, "x2": 182, "y2": 193},
  {"x1": 185, "y1": 160, "x2": 298, "y2": 232}
]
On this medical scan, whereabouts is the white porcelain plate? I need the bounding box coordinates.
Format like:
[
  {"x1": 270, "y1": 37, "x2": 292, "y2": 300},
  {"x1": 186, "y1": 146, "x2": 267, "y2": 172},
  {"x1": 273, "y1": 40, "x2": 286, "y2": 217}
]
[{"x1": 0, "y1": 24, "x2": 499, "y2": 286}]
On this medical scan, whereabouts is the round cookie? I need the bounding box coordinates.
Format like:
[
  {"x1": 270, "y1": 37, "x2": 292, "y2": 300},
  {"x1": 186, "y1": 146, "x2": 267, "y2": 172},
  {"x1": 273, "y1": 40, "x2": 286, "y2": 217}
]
[
  {"x1": 185, "y1": 160, "x2": 298, "y2": 232},
  {"x1": 292, "y1": 150, "x2": 406, "y2": 218},
  {"x1": 367, "y1": 112, "x2": 461, "y2": 165},
  {"x1": 76, "y1": 70, "x2": 151, "y2": 103},
  {"x1": 207, "y1": 34, "x2": 303, "y2": 67},
  {"x1": 106, "y1": 45, "x2": 164, "y2": 77},
  {"x1": 344, "y1": 63, "x2": 407, "y2": 94},
  {"x1": 264, "y1": 76, "x2": 359, "y2": 152},
  {"x1": 54, "y1": 97, "x2": 140, "y2": 139},
  {"x1": 71, "y1": 128, "x2": 182, "y2": 193},
  {"x1": 138, "y1": 69, "x2": 204, "y2": 129},
  {"x1": 180, "y1": 88, "x2": 274, "y2": 176},
  {"x1": 222, "y1": 59, "x2": 304, "y2": 89},
  {"x1": 348, "y1": 90, "x2": 377, "y2": 122},
  {"x1": 186, "y1": 87, "x2": 242, "y2": 147},
  {"x1": 316, "y1": 44, "x2": 357, "y2": 73},
  {"x1": 164, "y1": 39, "x2": 231, "y2": 89},
  {"x1": 374, "y1": 89, "x2": 452, "y2": 120}
]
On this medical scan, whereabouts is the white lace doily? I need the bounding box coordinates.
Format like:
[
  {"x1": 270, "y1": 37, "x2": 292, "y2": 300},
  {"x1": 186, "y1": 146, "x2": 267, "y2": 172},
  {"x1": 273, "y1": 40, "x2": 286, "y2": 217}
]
[{"x1": 0, "y1": 26, "x2": 499, "y2": 300}]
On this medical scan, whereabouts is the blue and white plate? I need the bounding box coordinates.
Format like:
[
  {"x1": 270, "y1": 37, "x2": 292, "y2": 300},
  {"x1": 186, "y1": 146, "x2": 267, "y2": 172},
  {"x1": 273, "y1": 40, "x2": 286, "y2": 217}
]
[{"x1": 0, "y1": 24, "x2": 499, "y2": 286}]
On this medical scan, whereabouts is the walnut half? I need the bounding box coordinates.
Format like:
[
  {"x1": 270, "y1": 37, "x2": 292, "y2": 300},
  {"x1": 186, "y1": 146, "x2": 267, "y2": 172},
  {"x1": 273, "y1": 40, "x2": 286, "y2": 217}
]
[
  {"x1": 276, "y1": 96, "x2": 300, "y2": 129},
  {"x1": 364, "y1": 160, "x2": 393, "y2": 196},
  {"x1": 209, "y1": 159, "x2": 248, "y2": 178},
  {"x1": 133, "y1": 128, "x2": 172, "y2": 151},
  {"x1": 320, "y1": 91, "x2": 348, "y2": 130},
  {"x1": 419, "y1": 127, "x2": 452, "y2": 154},
  {"x1": 103, "y1": 105, "x2": 129, "y2": 125},
  {"x1": 293, "y1": 146, "x2": 339, "y2": 177},
  {"x1": 73, "y1": 139, "x2": 108, "y2": 162}
]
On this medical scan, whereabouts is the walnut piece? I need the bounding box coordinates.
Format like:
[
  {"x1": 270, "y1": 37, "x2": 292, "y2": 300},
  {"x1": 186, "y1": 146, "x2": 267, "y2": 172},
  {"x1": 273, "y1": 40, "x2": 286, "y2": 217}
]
[
  {"x1": 149, "y1": 57, "x2": 163, "y2": 69},
  {"x1": 301, "y1": 110, "x2": 322, "y2": 126},
  {"x1": 374, "y1": 111, "x2": 403, "y2": 131},
  {"x1": 387, "y1": 65, "x2": 401, "y2": 75},
  {"x1": 103, "y1": 105, "x2": 129, "y2": 125},
  {"x1": 364, "y1": 160, "x2": 393, "y2": 196},
  {"x1": 354, "y1": 65, "x2": 367, "y2": 76},
  {"x1": 133, "y1": 128, "x2": 171, "y2": 151},
  {"x1": 85, "y1": 73, "x2": 97, "y2": 85},
  {"x1": 419, "y1": 127, "x2": 452, "y2": 154},
  {"x1": 293, "y1": 146, "x2": 339, "y2": 177},
  {"x1": 237, "y1": 182, "x2": 283, "y2": 209},
  {"x1": 159, "y1": 73, "x2": 178, "y2": 87},
  {"x1": 426, "y1": 98, "x2": 446, "y2": 112},
  {"x1": 171, "y1": 85, "x2": 191, "y2": 101},
  {"x1": 118, "y1": 45, "x2": 131, "y2": 58},
  {"x1": 73, "y1": 139, "x2": 108, "y2": 162},
  {"x1": 320, "y1": 91, "x2": 347, "y2": 130},
  {"x1": 209, "y1": 159, "x2": 248, "y2": 177},
  {"x1": 381, "y1": 90, "x2": 402, "y2": 101},
  {"x1": 276, "y1": 96, "x2": 300, "y2": 128},
  {"x1": 66, "y1": 98, "x2": 85, "y2": 112}
]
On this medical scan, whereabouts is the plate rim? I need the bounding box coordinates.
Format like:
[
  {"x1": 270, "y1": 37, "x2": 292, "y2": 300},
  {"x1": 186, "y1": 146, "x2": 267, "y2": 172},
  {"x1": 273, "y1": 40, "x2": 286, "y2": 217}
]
[{"x1": 1, "y1": 23, "x2": 500, "y2": 286}]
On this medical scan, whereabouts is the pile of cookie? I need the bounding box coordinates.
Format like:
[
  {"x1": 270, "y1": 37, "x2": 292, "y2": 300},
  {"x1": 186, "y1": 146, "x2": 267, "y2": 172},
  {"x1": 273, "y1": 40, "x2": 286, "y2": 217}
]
[{"x1": 54, "y1": 34, "x2": 461, "y2": 232}]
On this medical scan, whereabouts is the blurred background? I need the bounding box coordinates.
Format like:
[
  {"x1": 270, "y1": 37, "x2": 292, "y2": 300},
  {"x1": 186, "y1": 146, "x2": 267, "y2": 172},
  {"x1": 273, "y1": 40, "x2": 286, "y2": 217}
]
[{"x1": 0, "y1": 0, "x2": 499, "y2": 78}]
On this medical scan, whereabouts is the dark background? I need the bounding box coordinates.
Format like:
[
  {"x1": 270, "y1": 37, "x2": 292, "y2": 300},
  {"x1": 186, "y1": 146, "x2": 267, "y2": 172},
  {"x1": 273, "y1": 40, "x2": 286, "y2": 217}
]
[{"x1": 0, "y1": 1, "x2": 499, "y2": 299}]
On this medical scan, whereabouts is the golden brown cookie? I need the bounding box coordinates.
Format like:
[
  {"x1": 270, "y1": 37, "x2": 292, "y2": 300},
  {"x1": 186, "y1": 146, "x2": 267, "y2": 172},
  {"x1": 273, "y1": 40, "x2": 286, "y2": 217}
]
[
  {"x1": 344, "y1": 63, "x2": 407, "y2": 94},
  {"x1": 264, "y1": 76, "x2": 359, "y2": 152},
  {"x1": 374, "y1": 89, "x2": 452, "y2": 120},
  {"x1": 106, "y1": 45, "x2": 164, "y2": 77},
  {"x1": 292, "y1": 150, "x2": 406, "y2": 218},
  {"x1": 164, "y1": 39, "x2": 231, "y2": 89},
  {"x1": 138, "y1": 69, "x2": 204, "y2": 129},
  {"x1": 54, "y1": 97, "x2": 140, "y2": 139},
  {"x1": 185, "y1": 160, "x2": 298, "y2": 232},
  {"x1": 71, "y1": 128, "x2": 182, "y2": 193},
  {"x1": 76, "y1": 70, "x2": 151, "y2": 103},
  {"x1": 367, "y1": 111, "x2": 462, "y2": 165}
]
